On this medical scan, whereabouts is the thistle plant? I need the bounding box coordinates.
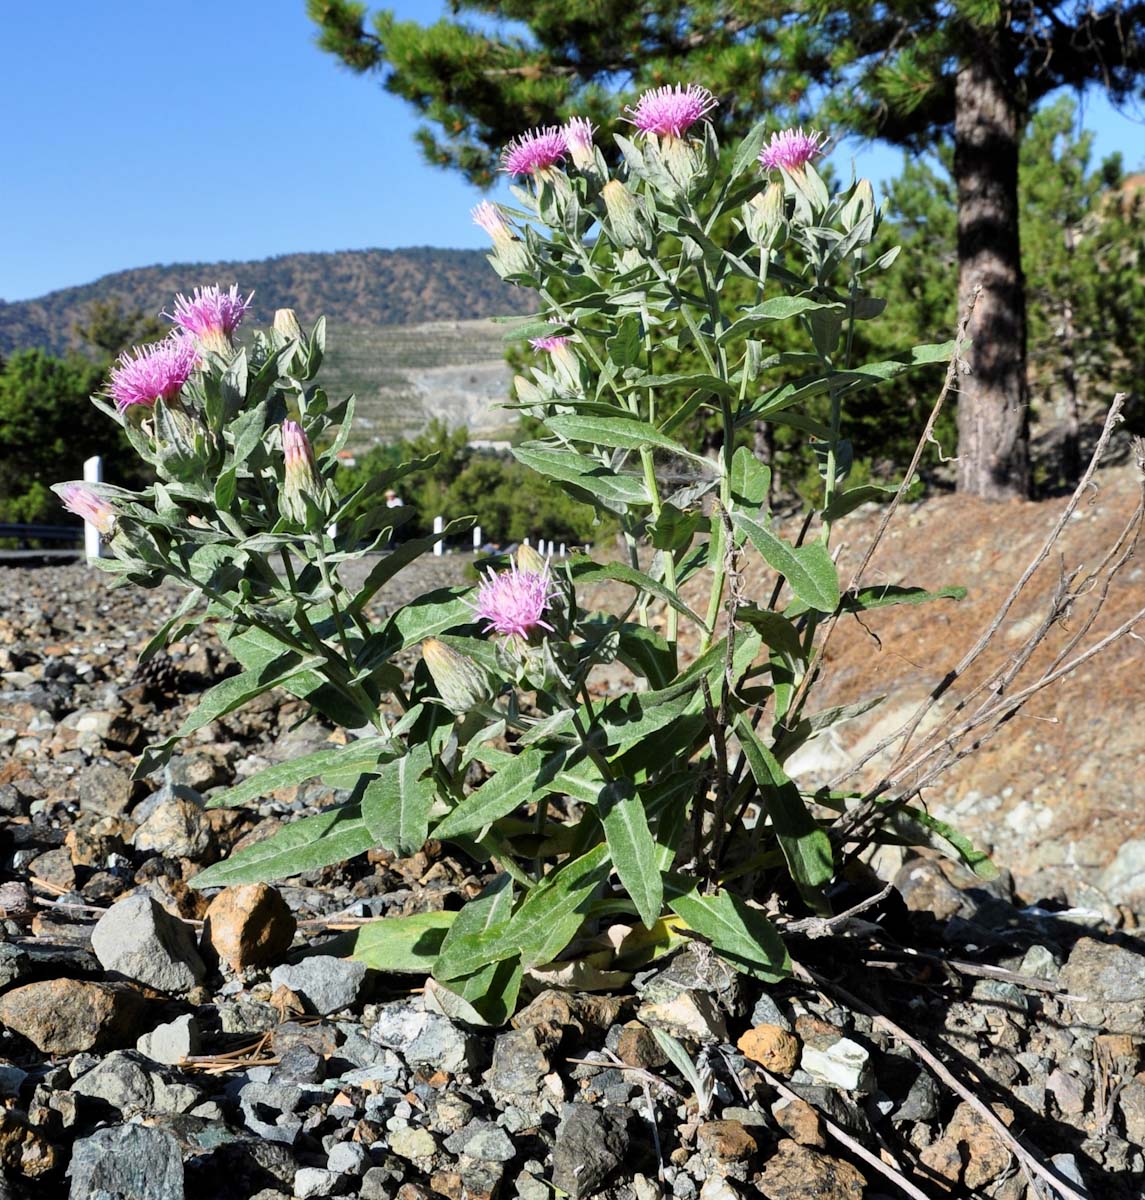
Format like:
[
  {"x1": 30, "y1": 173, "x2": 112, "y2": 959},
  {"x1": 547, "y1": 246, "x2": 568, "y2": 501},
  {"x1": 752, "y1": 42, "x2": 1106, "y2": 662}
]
[{"x1": 56, "y1": 91, "x2": 985, "y2": 1025}]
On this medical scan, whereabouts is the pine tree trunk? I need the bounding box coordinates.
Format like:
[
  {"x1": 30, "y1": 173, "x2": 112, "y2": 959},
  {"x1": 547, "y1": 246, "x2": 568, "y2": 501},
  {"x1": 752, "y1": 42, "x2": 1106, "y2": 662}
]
[{"x1": 953, "y1": 54, "x2": 1031, "y2": 498}]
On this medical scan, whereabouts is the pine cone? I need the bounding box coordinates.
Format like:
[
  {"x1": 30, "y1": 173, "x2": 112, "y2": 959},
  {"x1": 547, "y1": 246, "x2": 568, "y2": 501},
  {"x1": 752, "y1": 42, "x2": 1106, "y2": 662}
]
[{"x1": 129, "y1": 653, "x2": 181, "y2": 698}]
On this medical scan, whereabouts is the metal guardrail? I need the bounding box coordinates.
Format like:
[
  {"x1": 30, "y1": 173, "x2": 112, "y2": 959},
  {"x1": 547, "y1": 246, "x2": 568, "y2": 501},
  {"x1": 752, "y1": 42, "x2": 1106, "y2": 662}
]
[{"x1": 0, "y1": 523, "x2": 82, "y2": 543}]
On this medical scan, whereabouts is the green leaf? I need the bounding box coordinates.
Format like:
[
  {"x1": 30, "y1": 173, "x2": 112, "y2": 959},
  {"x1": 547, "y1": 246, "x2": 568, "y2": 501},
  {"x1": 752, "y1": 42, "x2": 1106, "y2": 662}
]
[
  {"x1": 729, "y1": 446, "x2": 770, "y2": 513},
  {"x1": 511, "y1": 444, "x2": 649, "y2": 512},
  {"x1": 665, "y1": 876, "x2": 790, "y2": 982},
  {"x1": 599, "y1": 780, "x2": 663, "y2": 930},
  {"x1": 719, "y1": 297, "x2": 844, "y2": 345},
  {"x1": 498, "y1": 844, "x2": 611, "y2": 968},
  {"x1": 434, "y1": 872, "x2": 516, "y2": 981},
  {"x1": 433, "y1": 749, "x2": 557, "y2": 840},
  {"x1": 892, "y1": 807, "x2": 998, "y2": 881},
  {"x1": 733, "y1": 607, "x2": 804, "y2": 659},
  {"x1": 615, "y1": 624, "x2": 677, "y2": 689},
  {"x1": 733, "y1": 713, "x2": 834, "y2": 893},
  {"x1": 346, "y1": 911, "x2": 456, "y2": 972},
  {"x1": 349, "y1": 519, "x2": 474, "y2": 614},
  {"x1": 206, "y1": 738, "x2": 392, "y2": 809},
  {"x1": 595, "y1": 688, "x2": 699, "y2": 752},
  {"x1": 190, "y1": 801, "x2": 374, "y2": 889},
  {"x1": 548, "y1": 415, "x2": 709, "y2": 468},
  {"x1": 733, "y1": 512, "x2": 841, "y2": 613},
  {"x1": 844, "y1": 584, "x2": 967, "y2": 612},
  {"x1": 362, "y1": 744, "x2": 436, "y2": 856},
  {"x1": 568, "y1": 558, "x2": 708, "y2": 630},
  {"x1": 137, "y1": 649, "x2": 324, "y2": 777},
  {"x1": 630, "y1": 371, "x2": 737, "y2": 398},
  {"x1": 731, "y1": 119, "x2": 768, "y2": 179}
]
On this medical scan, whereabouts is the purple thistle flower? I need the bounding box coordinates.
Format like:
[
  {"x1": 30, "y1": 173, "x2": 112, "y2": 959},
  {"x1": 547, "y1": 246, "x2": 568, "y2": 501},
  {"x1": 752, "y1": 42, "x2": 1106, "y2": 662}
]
[
  {"x1": 107, "y1": 335, "x2": 198, "y2": 412},
  {"x1": 624, "y1": 83, "x2": 718, "y2": 139},
  {"x1": 759, "y1": 128, "x2": 827, "y2": 173},
  {"x1": 472, "y1": 200, "x2": 510, "y2": 242},
  {"x1": 529, "y1": 317, "x2": 571, "y2": 354},
  {"x1": 165, "y1": 284, "x2": 253, "y2": 351},
  {"x1": 54, "y1": 483, "x2": 115, "y2": 534},
  {"x1": 473, "y1": 560, "x2": 556, "y2": 641},
  {"x1": 500, "y1": 126, "x2": 568, "y2": 176}
]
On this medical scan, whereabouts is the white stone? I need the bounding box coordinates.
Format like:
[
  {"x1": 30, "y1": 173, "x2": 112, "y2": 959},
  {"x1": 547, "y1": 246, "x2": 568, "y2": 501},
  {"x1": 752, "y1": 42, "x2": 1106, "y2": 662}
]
[{"x1": 800, "y1": 1036, "x2": 873, "y2": 1091}]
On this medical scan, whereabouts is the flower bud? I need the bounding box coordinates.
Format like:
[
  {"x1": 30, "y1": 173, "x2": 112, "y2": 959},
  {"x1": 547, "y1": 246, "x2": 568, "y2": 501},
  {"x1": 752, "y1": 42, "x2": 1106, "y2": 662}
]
[
  {"x1": 280, "y1": 419, "x2": 328, "y2": 529},
  {"x1": 153, "y1": 400, "x2": 214, "y2": 479},
  {"x1": 53, "y1": 483, "x2": 116, "y2": 536},
  {"x1": 563, "y1": 117, "x2": 598, "y2": 173},
  {"x1": 601, "y1": 180, "x2": 646, "y2": 248},
  {"x1": 422, "y1": 638, "x2": 493, "y2": 714},
  {"x1": 273, "y1": 309, "x2": 304, "y2": 342},
  {"x1": 472, "y1": 201, "x2": 533, "y2": 276},
  {"x1": 516, "y1": 542, "x2": 546, "y2": 576},
  {"x1": 743, "y1": 182, "x2": 785, "y2": 246}
]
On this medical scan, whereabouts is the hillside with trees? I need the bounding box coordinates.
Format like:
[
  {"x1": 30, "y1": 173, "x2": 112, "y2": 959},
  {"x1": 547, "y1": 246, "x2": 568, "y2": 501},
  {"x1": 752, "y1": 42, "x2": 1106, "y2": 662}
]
[{"x1": 0, "y1": 247, "x2": 534, "y2": 357}]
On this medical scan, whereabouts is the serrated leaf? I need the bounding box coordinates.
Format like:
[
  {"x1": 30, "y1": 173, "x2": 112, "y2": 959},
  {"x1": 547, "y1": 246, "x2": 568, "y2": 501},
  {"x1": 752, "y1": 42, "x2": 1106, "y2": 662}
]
[
  {"x1": 733, "y1": 512, "x2": 840, "y2": 613},
  {"x1": 599, "y1": 780, "x2": 662, "y2": 930},
  {"x1": 665, "y1": 875, "x2": 790, "y2": 982}
]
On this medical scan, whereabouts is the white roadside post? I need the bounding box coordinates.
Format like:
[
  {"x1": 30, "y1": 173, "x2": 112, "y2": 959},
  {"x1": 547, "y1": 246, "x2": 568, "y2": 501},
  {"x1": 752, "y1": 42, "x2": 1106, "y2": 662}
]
[
  {"x1": 433, "y1": 515, "x2": 445, "y2": 556},
  {"x1": 473, "y1": 526, "x2": 482, "y2": 553},
  {"x1": 83, "y1": 455, "x2": 103, "y2": 560},
  {"x1": 559, "y1": 543, "x2": 567, "y2": 558}
]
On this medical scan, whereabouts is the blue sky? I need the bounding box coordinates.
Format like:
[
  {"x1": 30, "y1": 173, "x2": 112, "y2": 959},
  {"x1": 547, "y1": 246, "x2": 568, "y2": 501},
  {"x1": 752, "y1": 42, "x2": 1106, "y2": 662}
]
[{"x1": 3, "y1": 2, "x2": 1142, "y2": 302}]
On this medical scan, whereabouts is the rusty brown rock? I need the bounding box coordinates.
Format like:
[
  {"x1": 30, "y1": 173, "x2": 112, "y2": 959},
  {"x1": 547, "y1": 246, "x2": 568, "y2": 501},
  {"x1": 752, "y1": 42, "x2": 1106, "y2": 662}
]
[
  {"x1": 202, "y1": 883, "x2": 296, "y2": 971},
  {"x1": 616, "y1": 1021, "x2": 668, "y2": 1069},
  {"x1": 755, "y1": 1140, "x2": 865, "y2": 1199},
  {"x1": 918, "y1": 1100, "x2": 1013, "y2": 1190},
  {"x1": 0, "y1": 978, "x2": 148, "y2": 1055},
  {"x1": 771, "y1": 1096, "x2": 826, "y2": 1148},
  {"x1": 0, "y1": 1109, "x2": 59, "y2": 1178},
  {"x1": 737, "y1": 1024, "x2": 801, "y2": 1076},
  {"x1": 697, "y1": 1120, "x2": 757, "y2": 1161}
]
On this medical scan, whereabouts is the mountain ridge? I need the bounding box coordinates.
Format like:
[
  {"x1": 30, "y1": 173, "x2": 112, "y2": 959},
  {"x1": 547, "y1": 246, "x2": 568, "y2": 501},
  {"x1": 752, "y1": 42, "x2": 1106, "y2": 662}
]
[{"x1": 0, "y1": 246, "x2": 535, "y2": 357}]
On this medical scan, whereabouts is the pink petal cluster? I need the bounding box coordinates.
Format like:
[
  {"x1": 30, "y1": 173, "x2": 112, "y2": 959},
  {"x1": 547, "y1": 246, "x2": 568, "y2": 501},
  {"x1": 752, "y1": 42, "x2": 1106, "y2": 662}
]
[
  {"x1": 472, "y1": 200, "x2": 510, "y2": 241},
  {"x1": 107, "y1": 335, "x2": 198, "y2": 411},
  {"x1": 500, "y1": 126, "x2": 568, "y2": 176},
  {"x1": 473, "y1": 561, "x2": 556, "y2": 640},
  {"x1": 529, "y1": 317, "x2": 571, "y2": 353},
  {"x1": 282, "y1": 418, "x2": 316, "y2": 475},
  {"x1": 759, "y1": 127, "x2": 826, "y2": 172},
  {"x1": 165, "y1": 284, "x2": 253, "y2": 340},
  {"x1": 55, "y1": 483, "x2": 115, "y2": 534},
  {"x1": 624, "y1": 83, "x2": 717, "y2": 138},
  {"x1": 556, "y1": 117, "x2": 592, "y2": 156}
]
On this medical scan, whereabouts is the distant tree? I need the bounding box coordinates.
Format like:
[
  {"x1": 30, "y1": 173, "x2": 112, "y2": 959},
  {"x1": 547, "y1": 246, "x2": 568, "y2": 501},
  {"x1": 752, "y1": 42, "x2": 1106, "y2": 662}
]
[
  {"x1": 309, "y1": 0, "x2": 1145, "y2": 499},
  {"x1": 74, "y1": 298, "x2": 165, "y2": 361},
  {"x1": 0, "y1": 351, "x2": 105, "y2": 524}
]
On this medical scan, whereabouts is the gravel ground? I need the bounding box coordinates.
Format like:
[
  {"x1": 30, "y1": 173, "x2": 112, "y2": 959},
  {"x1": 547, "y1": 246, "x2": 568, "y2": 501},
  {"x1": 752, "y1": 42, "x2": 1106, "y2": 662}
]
[{"x1": 1, "y1": 544, "x2": 1145, "y2": 1200}]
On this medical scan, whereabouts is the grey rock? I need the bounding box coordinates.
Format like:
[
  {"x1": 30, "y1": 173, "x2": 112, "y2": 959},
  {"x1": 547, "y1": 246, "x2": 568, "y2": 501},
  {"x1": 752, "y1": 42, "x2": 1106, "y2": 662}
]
[
  {"x1": 293, "y1": 1167, "x2": 342, "y2": 1199},
  {"x1": 1119, "y1": 1077, "x2": 1145, "y2": 1146},
  {"x1": 893, "y1": 1070, "x2": 940, "y2": 1123},
  {"x1": 238, "y1": 1080, "x2": 306, "y2": 1145},
  {"x1": 370, "y1": 1003, "x2": 473, "y2": 1074},
  {"x1": 637, "y1": 989, "x2": 728, "y2": 1044},
  {"x1": 359, "y1": 1167, "x2": 394, "y2": 1200},
  {"x1": 71, "y1": 1050, "x2": 200, "y2": 1115},
  {"x1": 486, "y1": 1026, "x2": 551, "y2": 1095},
  {"x1": 443, "y1": 1118, "x2": 516, "y2": 1162},
  {"x1": 68, "y1": 1123, "x2": 183, "y2": 1200},
  {"x1": 77, "y1": 763, "x2": 134, "y2": 816},
  {"x1": 273, "y1": 1044, "x2": 325, "y2": 1084},
  {"x1": 749, "y1": 993, "x2": 792, "y2": 1032},
  {"x1": 327, "y1": 1141, "x2": 370, "y2": 1175},
  {"x1": 551, "y1": 1104, "x2": 629, "y2": 1199},
  {"x1": 269, "y1": 955, "x2": 367, "y2": 1015},
  {"x1": 132, "y1": 786, "x2": 212, "y2": 860},
  {"x1": 1061, "y1": 937, "x2": 1145, "y2": 1033},
  {"x1": 0, "y1": 1063, "x2": 27, "y2": 1098},
  {"x1": 137, "y1": 1014, "x2": 201, "y2": 1066},
  {"x1": 1098, "y1": 838, "x2": 1145, "y2": 907},
  {"x1": 0, "y1": 943, "x2": 30, "y2": 990},
  {"x1": 91, "y1": 893, "x2": 205, "y2": 995}
]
